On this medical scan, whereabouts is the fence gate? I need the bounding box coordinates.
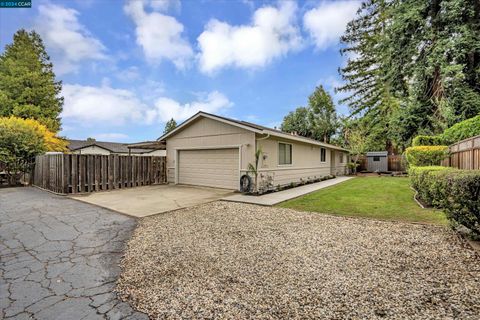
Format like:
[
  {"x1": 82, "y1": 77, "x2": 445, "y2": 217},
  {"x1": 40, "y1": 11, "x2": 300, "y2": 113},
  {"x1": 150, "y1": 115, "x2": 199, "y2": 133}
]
[{"x1": 33, "y1": 154, "x2": 166, "y2": 194}]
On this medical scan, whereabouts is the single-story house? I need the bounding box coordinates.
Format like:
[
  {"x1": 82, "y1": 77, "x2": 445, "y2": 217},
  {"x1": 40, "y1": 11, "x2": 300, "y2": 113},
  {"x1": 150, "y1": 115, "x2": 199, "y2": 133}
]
[
  {"x1": 67, "y1": 139, "x2": 166, "y2": 156},
  {"x1": 158, "y1": 112, "x2": 349, "y2": 190}
]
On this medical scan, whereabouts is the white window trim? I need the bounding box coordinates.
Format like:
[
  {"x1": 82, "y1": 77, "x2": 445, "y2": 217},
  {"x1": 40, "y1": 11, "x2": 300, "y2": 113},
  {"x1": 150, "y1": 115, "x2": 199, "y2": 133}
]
[
  {"x1": 320, "y1": 147, "x2": 327, "y2": 163},
  {"x1": 278, "y1": 142, "x2": 293, "y2": 166}
]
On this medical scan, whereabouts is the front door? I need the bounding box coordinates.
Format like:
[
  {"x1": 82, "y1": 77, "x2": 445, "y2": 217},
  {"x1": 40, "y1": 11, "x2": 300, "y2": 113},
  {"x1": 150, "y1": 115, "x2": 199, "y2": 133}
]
[{"x1": 330, "y1": 150, "x2": 336, "y2": 175}]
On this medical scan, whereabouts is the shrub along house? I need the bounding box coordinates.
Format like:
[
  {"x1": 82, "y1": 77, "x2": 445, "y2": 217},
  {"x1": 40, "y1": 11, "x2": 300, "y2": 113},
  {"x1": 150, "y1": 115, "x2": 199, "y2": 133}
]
[{"x1": 157, "y1": 112, "x2": 349, "y2": 191}]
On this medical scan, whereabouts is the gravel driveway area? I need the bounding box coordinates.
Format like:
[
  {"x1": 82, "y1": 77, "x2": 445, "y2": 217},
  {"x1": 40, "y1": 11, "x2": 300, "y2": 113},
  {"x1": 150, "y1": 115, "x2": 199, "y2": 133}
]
[
  {"x1": 0, "y1": 188, "x2": 147, "y2": 320},
  {"x1": 118, "y1": 202, "x2": 480, "y2": 319}
]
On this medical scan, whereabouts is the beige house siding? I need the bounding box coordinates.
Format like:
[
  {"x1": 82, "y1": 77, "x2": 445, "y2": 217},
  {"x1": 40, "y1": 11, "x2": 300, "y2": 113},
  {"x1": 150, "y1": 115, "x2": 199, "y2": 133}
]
[
  {"x1": 71, "y1": 146, "x2": 111, "y2": 155},
  {"x1": 165, "y1": 115, "x2": 348, "y2": 190},
  {"x1": 143, "y1": 149, "x2": 166, "y2": 157},
  {"x1": 331, "y1": 149, "x2": 348, "y2": 176},
  {"x1": 165, "y1": 117, "x2": 256, "y2": 184},
  {"x1": 255, "y1": 135, "x2": 343, "y2": 186}
]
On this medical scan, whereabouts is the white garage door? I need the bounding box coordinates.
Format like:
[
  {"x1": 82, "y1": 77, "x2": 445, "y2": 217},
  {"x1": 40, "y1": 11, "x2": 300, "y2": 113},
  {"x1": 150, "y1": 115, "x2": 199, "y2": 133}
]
[{"x1": 178, "y1": 148, "x2": 239, "y2": 190}]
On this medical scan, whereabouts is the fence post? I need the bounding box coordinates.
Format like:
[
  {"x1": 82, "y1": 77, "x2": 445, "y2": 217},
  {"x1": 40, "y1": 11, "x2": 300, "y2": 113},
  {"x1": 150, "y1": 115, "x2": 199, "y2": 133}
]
[{"x1": 33, "y1": 155, "x2": 166, "y2": 194}]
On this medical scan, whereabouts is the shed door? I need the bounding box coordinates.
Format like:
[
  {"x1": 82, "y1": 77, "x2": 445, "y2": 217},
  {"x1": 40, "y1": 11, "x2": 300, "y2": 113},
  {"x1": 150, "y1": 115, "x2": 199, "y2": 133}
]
[{"x1": 178, "y1": 148, "x2": 239, "y2": 190}]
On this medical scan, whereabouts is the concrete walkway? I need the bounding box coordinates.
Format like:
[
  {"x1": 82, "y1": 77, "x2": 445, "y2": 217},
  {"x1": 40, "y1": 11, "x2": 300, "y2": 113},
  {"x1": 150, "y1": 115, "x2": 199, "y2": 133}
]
[{"x1": 222, "y1": 176, "x2": 353, "y2": 206}]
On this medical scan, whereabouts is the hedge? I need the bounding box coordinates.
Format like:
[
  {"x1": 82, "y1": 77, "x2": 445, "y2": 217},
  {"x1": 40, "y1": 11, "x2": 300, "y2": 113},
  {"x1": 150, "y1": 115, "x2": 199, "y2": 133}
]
[
  {"x1": 409, "y1": 166, "x2": 480, "y2": 235},
  {"x1": 404, "y1": 146, "x2": 449, "y2": 166},
  {"x1": 411, "y1": 135, "x2": 445, "y2": 146},
  {"x1": 442, "y1": 115, "x2": 480, "y2": 145},
  {"x1": 411, "y1": 115, "x2": 480, "y2": 147}
]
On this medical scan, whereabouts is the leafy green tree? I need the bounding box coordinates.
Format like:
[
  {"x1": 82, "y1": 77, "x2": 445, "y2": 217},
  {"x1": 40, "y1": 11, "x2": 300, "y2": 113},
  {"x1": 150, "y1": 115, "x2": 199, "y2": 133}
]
[
  {"x1": 308, "y1": 85, "x2": 338, "y2": 143},
  {"x1": 0, "y1": 29, "x2": 63, "y2": 132},
  {"x1": 280, "y1": 86, "x2": 338, "y2": 143},
  {"x1": 163, "y1": 118, "x2": 177, "y2": 134},
  {"x1": 0, "y1": 117, "x2": 46, "y2": 185},
  {"x1": 344, "y1": 126, "x2": 368, "y2": 174},
  {"x1": 280, "y1": 107, "x2": 310, "y2": 137}
]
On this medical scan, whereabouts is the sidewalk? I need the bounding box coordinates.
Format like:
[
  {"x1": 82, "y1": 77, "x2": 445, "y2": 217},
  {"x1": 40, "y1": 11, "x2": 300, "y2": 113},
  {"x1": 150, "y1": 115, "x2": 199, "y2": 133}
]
[{"x1": 222, "y1": 176, "x2": 353, "y2": 206}]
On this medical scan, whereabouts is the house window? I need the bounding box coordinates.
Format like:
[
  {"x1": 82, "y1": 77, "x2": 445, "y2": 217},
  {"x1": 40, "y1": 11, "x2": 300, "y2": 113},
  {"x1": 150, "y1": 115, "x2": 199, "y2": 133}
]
[
  {"x1": 373, "y1": 156, "x2": 380, "y2": 162},
  {"x1": 320, "y1": 148, "x2": 326, "y2": 162},
  {"x1": 278, "y1": 143, "x2": 292, "y2": 165},
  {"x1": 339, "y1": 153, "x2": 344, "y2": 163}
]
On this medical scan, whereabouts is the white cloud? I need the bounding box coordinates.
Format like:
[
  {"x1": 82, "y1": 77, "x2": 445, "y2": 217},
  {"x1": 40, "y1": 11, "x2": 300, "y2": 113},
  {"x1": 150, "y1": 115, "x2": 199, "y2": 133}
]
[
  {"x1": 303, "y1": 1, "x2": 359, "y2": 50},
  {"x1": 35, "y1": 4, "x2": 106, "y2": 75},
  {"x1": 124, "y1": 0, "x2": 193, "y2": 69},
  {"x1": 61, "y1": 84, "x2": 146, "y2": 125},
  {"x1": 116, "y1": 66, "x2": 140, "y2": 82},
  {"x1": 61, "y1": 83, "x2": 231, "y2": 126},
  {"x1": 197, "y1": 1, "x2": 302, "y2": 74},
  {"x1": 93, "y1": 133, "x2": 129, "y2": 141},
  {"x1": 146, "y1": 91, "x2": 232, "y2": 123}
]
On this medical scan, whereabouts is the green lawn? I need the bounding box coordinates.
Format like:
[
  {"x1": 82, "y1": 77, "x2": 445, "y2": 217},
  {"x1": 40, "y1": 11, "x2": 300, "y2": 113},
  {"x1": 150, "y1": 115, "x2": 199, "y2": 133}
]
[{"x1": 279, "y1": 177, "x2": 447, "y2": 225}]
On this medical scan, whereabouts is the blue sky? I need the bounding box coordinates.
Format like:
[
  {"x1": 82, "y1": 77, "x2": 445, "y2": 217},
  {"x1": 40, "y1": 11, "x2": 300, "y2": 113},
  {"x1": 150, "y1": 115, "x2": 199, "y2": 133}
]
[{"x1": 0, "y1": 0, "x2": 360, "y2": 142}]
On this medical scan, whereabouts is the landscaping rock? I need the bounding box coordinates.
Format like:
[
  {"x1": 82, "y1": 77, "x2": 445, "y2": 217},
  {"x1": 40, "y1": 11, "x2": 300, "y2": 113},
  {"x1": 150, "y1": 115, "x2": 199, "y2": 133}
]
[{"x1": 117, "y1": 201, "x2": 480, "y2": 319}]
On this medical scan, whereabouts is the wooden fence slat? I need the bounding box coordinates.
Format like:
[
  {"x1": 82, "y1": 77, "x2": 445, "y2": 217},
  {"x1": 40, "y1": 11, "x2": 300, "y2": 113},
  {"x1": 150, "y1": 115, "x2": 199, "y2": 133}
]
[
  {"x1": 95, "y1": 155, "x2": 100, "y2": 192},
  {"x1": 126, "y1": 156, "x2": 131, "y2": 187},
  {"x1": 132, "y1": 156, "x2": 135, "y2": 187},
  {"x1": 86, "y1": 155, "x2": 92, "y2": 192},
  {"x1": 442, "y1": 135, "x2": 480, "y2": 170},
  {"x1": 100, "y1": 156, "x2": 108, "y2": 191},
  {"x1": 33, "y1": 154, "x2": 166, "y2": 194},
  {"x1": 72, "y1": 155, "x2": 78, "y2": 194},
  {"x1": 80, "y1": 155, "x2": 86, "y2": 193},
  {"x1": 63, "y1": 154, "x2": 70, "y2": 193},
  {"x1": 119, "y1": 156, "x2": 123, "y2": 189},
  {"x1": 108, "y1": 155, "x2": 113, "y2": 191},
  {"x1": 113, "y1": 155, "x2": 119, "y2": 189}
]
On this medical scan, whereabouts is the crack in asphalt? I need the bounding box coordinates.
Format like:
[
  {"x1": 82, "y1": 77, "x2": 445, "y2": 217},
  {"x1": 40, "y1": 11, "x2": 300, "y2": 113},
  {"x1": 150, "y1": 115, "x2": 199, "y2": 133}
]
[{"x1": 0, "y1": 187, "x2": 148, "y2": 320}]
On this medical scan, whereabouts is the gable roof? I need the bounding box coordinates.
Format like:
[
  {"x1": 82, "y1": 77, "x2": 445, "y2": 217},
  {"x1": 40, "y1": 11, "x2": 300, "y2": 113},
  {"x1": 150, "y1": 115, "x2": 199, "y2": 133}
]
[
  {"x1": 67, "y1": 140, "x2": 153, "y2": 154},
  {"x1": 158, "y1": 111, "x2": 349, "y2": 152}
]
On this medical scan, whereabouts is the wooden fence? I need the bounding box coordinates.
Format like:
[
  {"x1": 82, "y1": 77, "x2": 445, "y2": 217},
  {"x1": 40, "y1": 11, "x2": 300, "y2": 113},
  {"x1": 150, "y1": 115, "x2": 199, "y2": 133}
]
[
  {"x1": 33, "y1": 154, "x2": 166, "y2": 194},
  {"x1": 358, "y1": 155, "x2": 406, "y2": 172},
  {"x1": 441, "y1": 135, "x2": 480, "y2": 170}
]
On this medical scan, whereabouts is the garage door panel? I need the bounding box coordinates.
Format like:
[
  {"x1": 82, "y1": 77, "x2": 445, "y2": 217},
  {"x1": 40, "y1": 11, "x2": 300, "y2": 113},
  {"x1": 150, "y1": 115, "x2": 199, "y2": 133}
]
[{"x1": 178, "y1": 149, "x2": 239, "y2": 190}]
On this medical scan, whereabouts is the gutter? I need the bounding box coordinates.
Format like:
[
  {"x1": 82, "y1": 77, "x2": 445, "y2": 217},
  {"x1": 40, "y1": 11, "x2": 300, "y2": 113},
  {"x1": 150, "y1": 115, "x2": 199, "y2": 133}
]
[{"x1": 256, "y1": 132, "x2": 271, "y2": 141}]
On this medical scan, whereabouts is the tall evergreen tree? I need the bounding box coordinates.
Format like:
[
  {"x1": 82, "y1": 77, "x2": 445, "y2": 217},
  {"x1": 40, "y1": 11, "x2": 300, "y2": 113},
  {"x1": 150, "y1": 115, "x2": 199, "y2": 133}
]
[
  {"x1": 0, "y1": 29, "x2": 63, "y2": 132},
  {"x1": 308, "y1": 85, "x2": 338, "y2": 143},
  {"x1": 338, "y1": 0, "x2": 392, "y2": 115},
  {"x1": 337, "y1": 0, "x2": 398, "y2": 151},
  {"x1": 338, "y1": 0, "x2": 480, "y2": 150},
  {"x1": 385, "y1": 0, "x2": 480, "y2": 145},
  {"x1": 163, "y1": 118, "x2": 177, "y2": 134}
]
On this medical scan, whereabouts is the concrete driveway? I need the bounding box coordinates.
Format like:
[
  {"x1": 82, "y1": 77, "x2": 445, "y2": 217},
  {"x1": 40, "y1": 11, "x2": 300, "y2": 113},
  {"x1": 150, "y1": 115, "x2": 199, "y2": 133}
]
[
  {"x1": 71, "y1": 184, "x2": 234, "y2": 217},
  {"x1": 0, "y1": 187, "x2": 147, "y2": 320}
]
